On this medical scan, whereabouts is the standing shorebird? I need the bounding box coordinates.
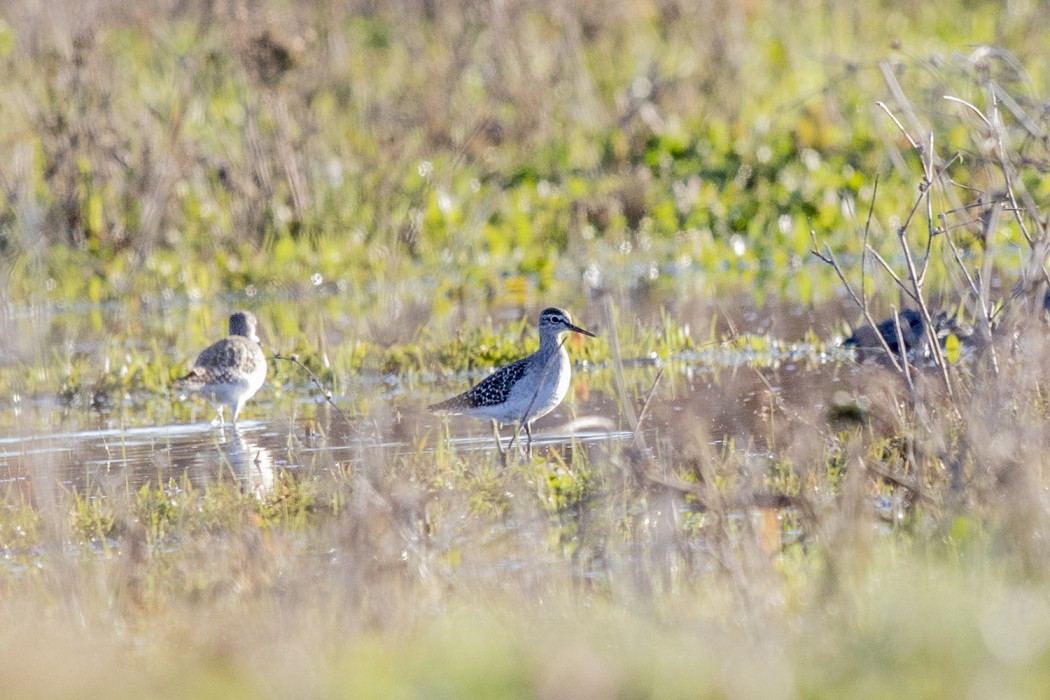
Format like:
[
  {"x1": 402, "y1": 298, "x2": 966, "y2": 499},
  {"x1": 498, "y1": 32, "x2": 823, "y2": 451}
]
[
  {"x1": 428, "y1": 307, "x2": 596, "y2": 457},
  {"x1": 173, "y1": 311, "x2": 267, "y2": 425}
]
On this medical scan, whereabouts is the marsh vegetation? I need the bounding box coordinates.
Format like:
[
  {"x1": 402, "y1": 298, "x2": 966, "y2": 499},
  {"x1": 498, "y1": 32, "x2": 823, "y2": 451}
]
[{"x1": 2, "y1": 0, "x2": 1050, "y2": 696}]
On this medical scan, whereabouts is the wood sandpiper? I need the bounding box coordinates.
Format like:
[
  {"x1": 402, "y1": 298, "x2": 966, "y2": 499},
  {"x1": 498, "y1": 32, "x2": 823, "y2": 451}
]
[
  {"x1": 173, "y1": 311, "x2": 267, "y2": 425},
  {"x1": 428, "y1": 307, "x2": 596, "y2": 457}
]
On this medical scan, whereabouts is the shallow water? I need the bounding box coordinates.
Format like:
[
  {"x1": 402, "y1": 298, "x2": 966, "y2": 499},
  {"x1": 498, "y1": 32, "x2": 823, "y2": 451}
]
[{"x1": 0, "y1": 291, "x2": 881, "y2": 493}]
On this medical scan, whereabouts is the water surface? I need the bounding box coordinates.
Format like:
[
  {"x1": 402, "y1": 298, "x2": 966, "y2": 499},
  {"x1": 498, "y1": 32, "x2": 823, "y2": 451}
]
[{"x1": 0, "y1": 292, "x2": 889, "y2": 494}]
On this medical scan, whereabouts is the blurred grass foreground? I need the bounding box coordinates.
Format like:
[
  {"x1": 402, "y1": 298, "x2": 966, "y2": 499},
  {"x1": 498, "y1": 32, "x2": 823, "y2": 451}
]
[{"x1": 3, "y1": 0, "x2": 1050, "y2": 697}]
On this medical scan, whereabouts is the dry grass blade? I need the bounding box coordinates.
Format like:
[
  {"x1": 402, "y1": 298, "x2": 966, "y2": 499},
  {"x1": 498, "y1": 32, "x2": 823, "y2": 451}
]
[
  {"x1": 508, "y1": 336, "x2": 569, "y2": 457},
  {"x1": 602, "y1": 296, "x2": 638, "y2": 434},
  {"x1": 632, "y1": 367, "x2": 663, "y2": 450}
]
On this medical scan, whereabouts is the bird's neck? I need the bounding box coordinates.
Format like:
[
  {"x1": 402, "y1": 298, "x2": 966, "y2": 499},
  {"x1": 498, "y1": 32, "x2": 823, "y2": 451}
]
[{"x1": 538, "y1": 331, "x2": 564, "y2": 356}]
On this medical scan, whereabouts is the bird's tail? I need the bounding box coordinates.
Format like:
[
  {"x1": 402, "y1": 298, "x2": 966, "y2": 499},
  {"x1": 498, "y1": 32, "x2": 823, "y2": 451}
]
[
  {"x1": 171, "y1": 367, "x2": 208, "y2": 393},
  {"x1": 427, "y1": 397, "x2": 462, "y2": 414}
]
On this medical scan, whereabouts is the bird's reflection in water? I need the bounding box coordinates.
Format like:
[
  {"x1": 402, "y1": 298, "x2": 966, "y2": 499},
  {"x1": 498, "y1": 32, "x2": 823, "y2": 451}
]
[{"x1": 220, "y1": 425, "x2": 276, "y2": 498}]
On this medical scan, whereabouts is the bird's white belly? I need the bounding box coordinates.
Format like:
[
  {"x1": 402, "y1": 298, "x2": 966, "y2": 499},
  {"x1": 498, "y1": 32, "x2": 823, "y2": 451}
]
[
  {"x1": 489, "y1": 350, "x2": 571, "y2": 425},
  {"x1": 201, "y1": 363, "x2": 266, "y2": 408}
]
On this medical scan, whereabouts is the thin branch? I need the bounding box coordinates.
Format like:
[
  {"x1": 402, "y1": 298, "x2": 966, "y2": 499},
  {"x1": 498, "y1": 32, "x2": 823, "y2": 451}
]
[
  {"x1": 633, "y1": 368, "x2": 664, "y2": 450},
  {"x1": 990, "y1": 88, "x2": 1037, "y2": 248},
  {"x1": 810, "y1": 232, "x2": 905, "y2": 374},
  {"x1": 271, "y1": 351, "x2": 355, "y2": 430},
  {"x1": 860, "y1": 175, "x2": 880, "y2": 314},
  {"x1": 989, "y1": 83, "x2": 1045, "y2": 139},
  {"x1": 941, "y1": 216, "x2": 982, "y2": 302},
  {"x1": 875, "y1": 99, "x2": 920, "y2": 150},
  {"x1": 864, "y1": 245, "x2": 916, "y2": 301},
  {"x1": 942, "y1": 95, "x2": 992, "y2": 127},
  {"x1": 943, "y1": 223, "x2": 1000, "y2": 376},
  {"x1": 890, "y1": 306, "x2": 917, "y2": 399},
  {"x1": 902, "y1": 134, "x2": 955, "y2": 403},
  {"x1": 810, "y1": 177, "x2": 909, "y2": 373}
]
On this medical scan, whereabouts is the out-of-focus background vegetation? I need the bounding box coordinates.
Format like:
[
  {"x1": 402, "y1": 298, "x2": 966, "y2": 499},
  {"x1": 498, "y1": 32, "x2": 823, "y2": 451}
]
[
  {"x1": 3, "y1": 0, "x2": 1046, "y2": 309},
  {"x1": 4, "y1": 0, "x2": 1050, "y2": 697}
]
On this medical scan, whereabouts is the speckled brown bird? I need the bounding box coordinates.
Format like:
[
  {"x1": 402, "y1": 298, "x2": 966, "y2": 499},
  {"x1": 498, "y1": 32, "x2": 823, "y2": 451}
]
[{"x1": 173, "y1": 311, "x2": 267, "y2": 425}]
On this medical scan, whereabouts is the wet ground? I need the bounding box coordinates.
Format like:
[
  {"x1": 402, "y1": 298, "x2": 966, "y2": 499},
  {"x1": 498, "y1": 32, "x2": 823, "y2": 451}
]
[{"x1": 0, "y1": 291, "x2": 888, "y2": 495}]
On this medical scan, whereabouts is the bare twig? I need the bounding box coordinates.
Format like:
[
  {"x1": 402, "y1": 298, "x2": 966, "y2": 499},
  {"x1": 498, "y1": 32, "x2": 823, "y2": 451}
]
[
  {"x1": 860, "y1": 175, "x2": 879, "y2": 318},
  {"x1": 863, "y1": 245, "x2": 916, "y2": 301},
  {"x1": 908, "y1": 134, "x2": 956, "y2": 403},
  {"x1": 990, "y1": 89, "x2": 1038, "y2": 250},
  {"x1": 810, "y1": 196, "x2": 907, "y2": 374},
  {"x1": 942, "y1": 95, "x2": 992, "y2": 127},
  {"x1": 272, "y1": 351, "x2": 355, "y2": 430},
  {"x1": 890, "y1": 306, "x2": 917, "y2": 400},
  {"x1": 632, "y1": 368, "x2": 664, "y2": 450},
  {"x1": 875, "y1": 99, "x2": 920, "y2": 151},
  {"x1": 941, "y1": 211, "x2": 1001, "y2": 377}
]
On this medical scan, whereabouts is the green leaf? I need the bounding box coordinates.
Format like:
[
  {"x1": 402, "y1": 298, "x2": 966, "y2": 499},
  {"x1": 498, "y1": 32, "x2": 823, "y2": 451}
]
[{"x1": 944, "y1": 334, "x2": 961, "y2": 364}]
